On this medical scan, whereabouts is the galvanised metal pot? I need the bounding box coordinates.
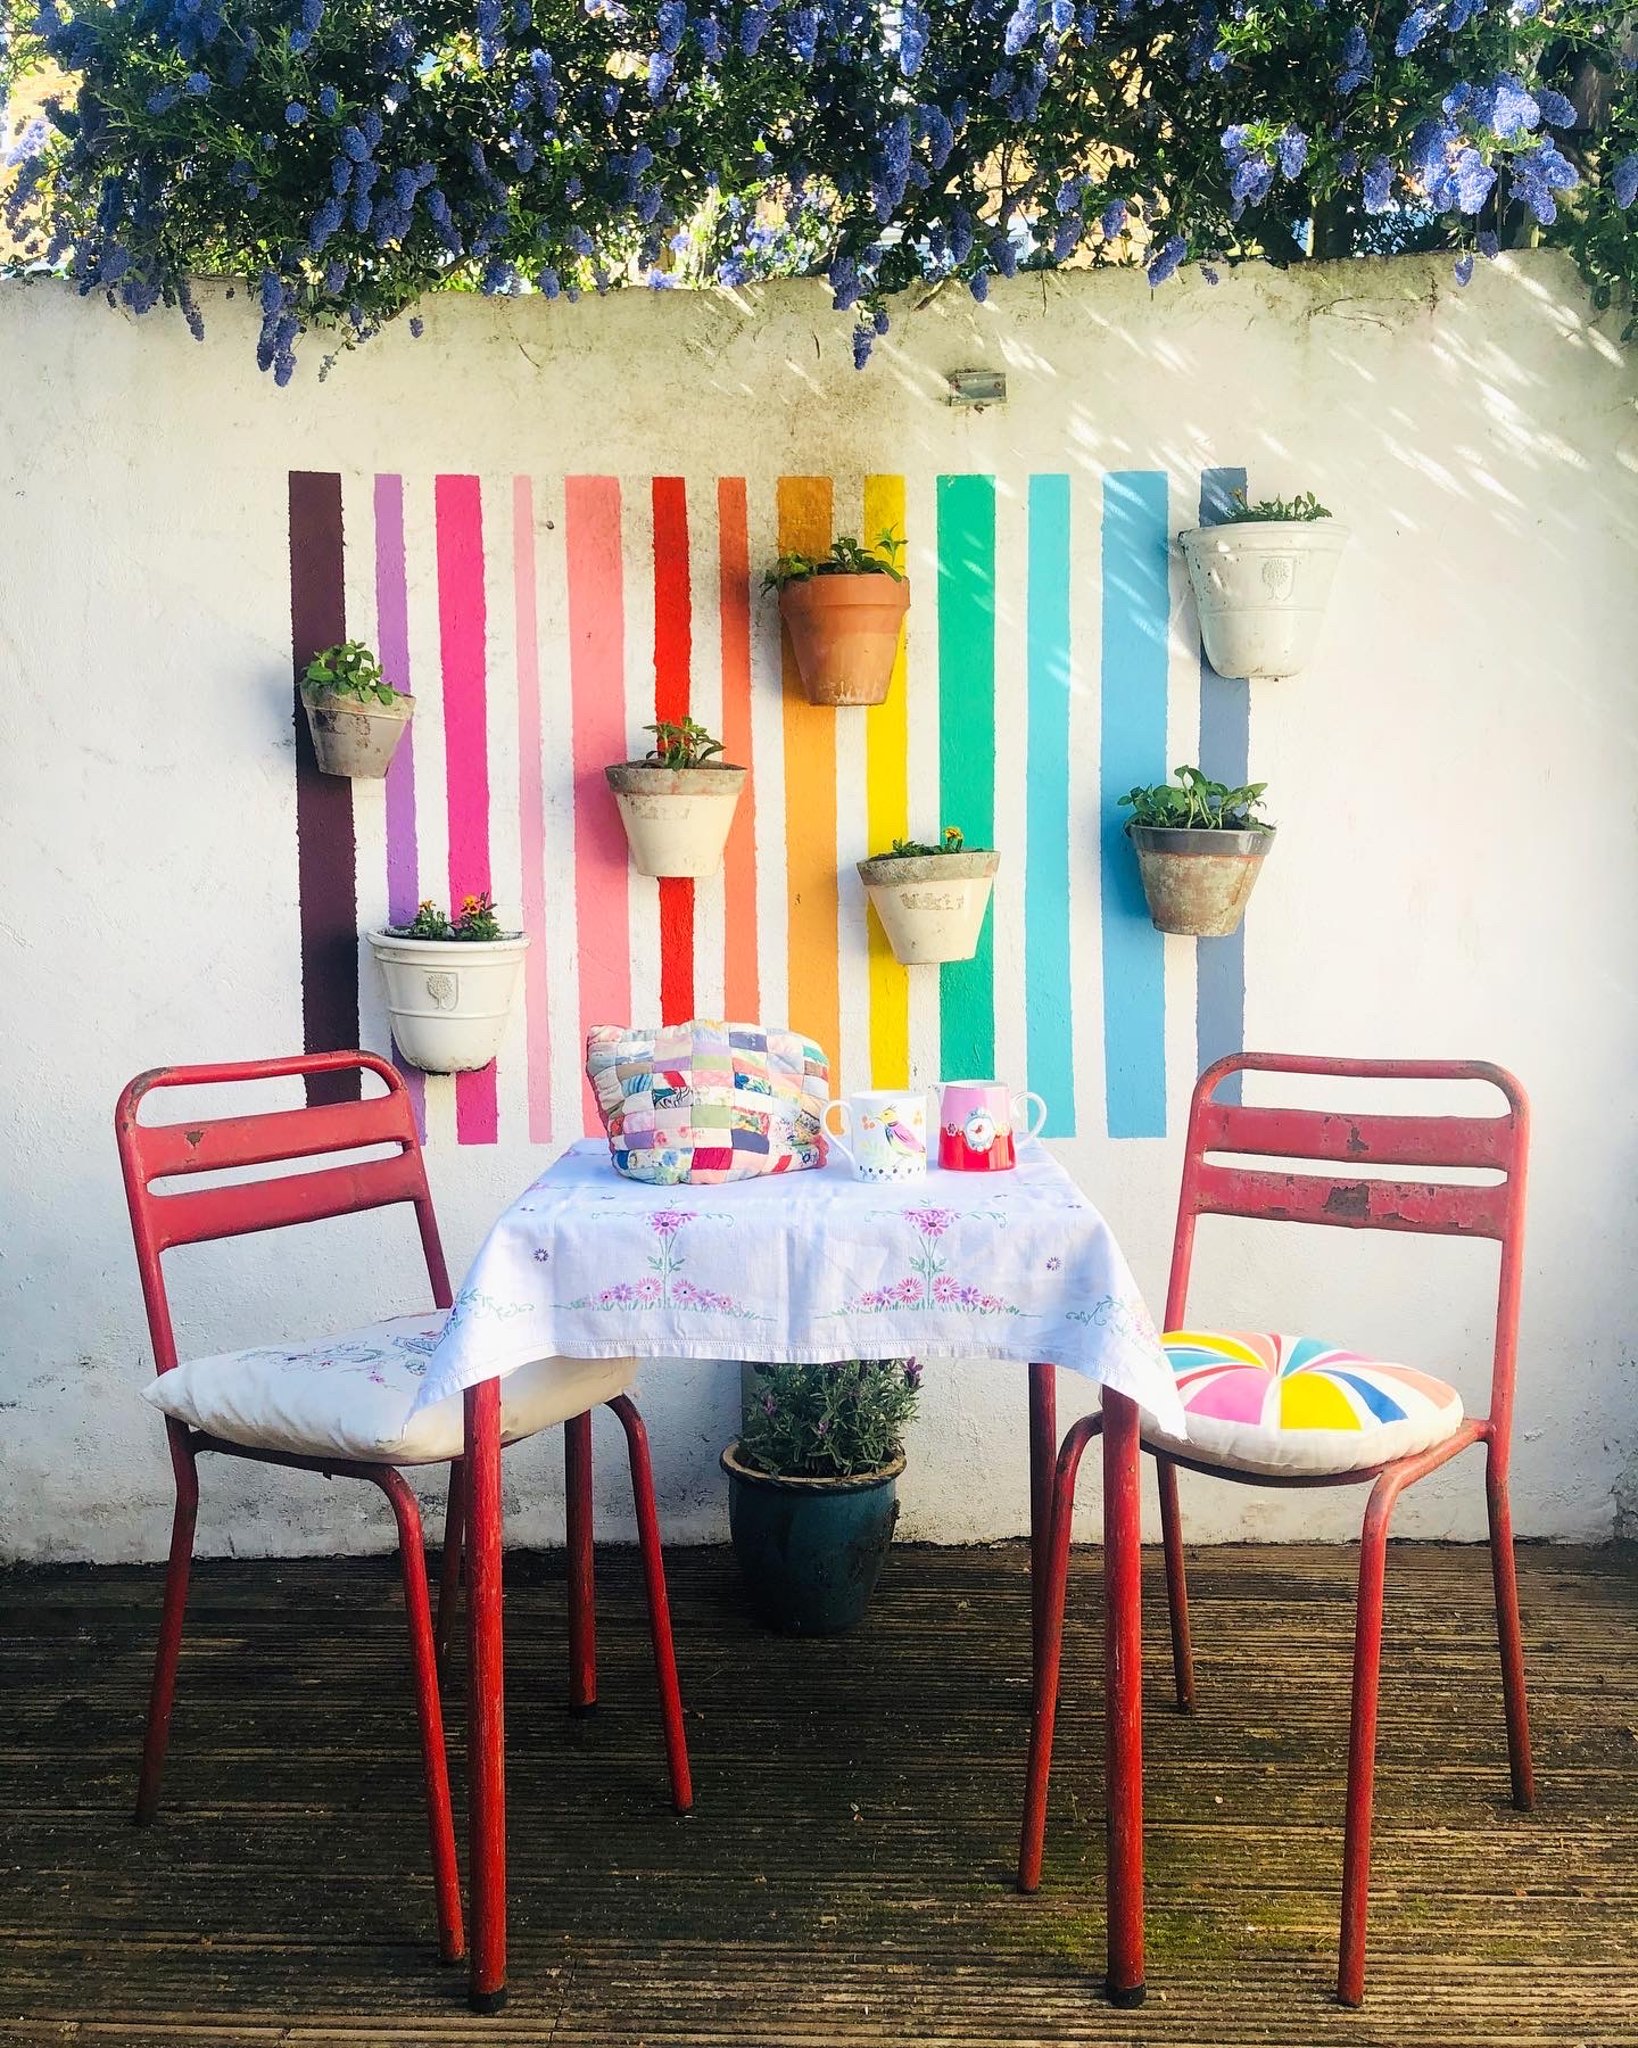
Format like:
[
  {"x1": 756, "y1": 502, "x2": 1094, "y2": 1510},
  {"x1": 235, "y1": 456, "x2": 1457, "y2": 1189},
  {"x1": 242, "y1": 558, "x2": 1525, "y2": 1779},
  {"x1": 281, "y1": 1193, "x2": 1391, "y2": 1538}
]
[
  {"x1": 1128, "y1": 823, "x2": 1275, "y2": 938},
  {"x1": 721, "y1": 1440, "x2": 905, "y2": 1635}
]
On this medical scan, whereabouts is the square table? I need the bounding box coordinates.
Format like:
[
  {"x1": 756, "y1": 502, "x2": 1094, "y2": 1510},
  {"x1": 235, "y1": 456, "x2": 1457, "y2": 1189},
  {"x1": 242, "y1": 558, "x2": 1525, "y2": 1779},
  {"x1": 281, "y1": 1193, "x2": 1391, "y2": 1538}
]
[{"x1": 412, "y1": 1138, "x2": 1183, "y2": 2013}]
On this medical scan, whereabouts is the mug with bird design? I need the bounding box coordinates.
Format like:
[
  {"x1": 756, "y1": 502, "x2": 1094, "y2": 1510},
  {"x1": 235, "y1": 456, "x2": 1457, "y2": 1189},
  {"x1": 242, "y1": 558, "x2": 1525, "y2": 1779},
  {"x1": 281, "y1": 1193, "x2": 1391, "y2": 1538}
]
[{"x1": 822, "y1": 1090, "x2": 929, "y2": 1182}]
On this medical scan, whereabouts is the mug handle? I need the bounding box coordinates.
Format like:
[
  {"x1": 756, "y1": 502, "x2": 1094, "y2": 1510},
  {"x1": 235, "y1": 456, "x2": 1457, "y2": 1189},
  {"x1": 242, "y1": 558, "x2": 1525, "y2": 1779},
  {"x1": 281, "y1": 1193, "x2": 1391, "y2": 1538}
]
[
  {"x1": 821, "y1": 1099, "x2": 856, "y2": 1168},
  {"x1": 1013, "y1": 1091, "x2": 1049, "y2": 1140}
]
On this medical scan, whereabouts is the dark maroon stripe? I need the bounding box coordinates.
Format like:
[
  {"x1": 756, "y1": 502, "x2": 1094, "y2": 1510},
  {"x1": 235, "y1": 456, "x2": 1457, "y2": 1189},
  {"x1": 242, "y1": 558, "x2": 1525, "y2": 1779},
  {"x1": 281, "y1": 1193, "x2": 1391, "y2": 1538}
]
[{"x1": 289, "y1": 470, "x2": 360, "y2": 1106}]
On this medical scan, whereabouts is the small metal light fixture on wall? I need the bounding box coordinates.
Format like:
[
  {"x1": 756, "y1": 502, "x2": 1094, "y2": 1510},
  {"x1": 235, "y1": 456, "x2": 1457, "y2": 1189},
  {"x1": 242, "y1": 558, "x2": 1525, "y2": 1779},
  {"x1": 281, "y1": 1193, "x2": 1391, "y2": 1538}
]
[{"x1": 947, "y1": 368, "x2": 1008, "y2": 408}]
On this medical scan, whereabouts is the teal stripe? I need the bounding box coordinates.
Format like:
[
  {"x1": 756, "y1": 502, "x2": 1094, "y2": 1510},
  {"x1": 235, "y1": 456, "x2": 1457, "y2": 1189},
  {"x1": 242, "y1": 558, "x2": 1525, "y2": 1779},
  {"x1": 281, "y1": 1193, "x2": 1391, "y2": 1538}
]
[
  {"x1": 937, "y1": 475, "x2": 996, "y2": 1081},
  {"x1": 1025, "y1": 475, "x2": 1075, "y2": 1137},
  {"x1": 1099, "y1": 471, "x2": 1170, "y2": 1138}
]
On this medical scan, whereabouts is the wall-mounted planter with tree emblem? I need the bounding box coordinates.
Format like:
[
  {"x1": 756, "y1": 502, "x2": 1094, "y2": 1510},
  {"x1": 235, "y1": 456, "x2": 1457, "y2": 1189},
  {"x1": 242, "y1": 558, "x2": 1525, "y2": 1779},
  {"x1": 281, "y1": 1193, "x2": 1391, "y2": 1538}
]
[
  {"x1": 366, "y1": 894, "x2": 527, "y2": 1073},
  {"x1": 1179, "y1": 492, "x2": 1349, "y2": 681}
]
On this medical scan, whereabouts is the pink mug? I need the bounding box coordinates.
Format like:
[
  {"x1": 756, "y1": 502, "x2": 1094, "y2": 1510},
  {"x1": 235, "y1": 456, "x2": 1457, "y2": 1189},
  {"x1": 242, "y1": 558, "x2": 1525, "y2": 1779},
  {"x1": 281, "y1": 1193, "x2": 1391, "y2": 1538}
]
[{"x1": 938, "y1": 1081, "x2": 1048, "y2": 1173}]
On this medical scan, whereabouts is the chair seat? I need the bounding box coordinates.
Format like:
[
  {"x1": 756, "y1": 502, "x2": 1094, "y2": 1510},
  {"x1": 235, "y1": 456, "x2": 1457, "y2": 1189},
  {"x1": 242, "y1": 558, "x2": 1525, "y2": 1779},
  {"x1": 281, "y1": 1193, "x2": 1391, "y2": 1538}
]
[
  {"x1": 142, "y1": 1313, "x2": 636, "y2": 1466},
  {"x1": 1145, "y1": 1330, "x2": 1464, "y2": 1478}
]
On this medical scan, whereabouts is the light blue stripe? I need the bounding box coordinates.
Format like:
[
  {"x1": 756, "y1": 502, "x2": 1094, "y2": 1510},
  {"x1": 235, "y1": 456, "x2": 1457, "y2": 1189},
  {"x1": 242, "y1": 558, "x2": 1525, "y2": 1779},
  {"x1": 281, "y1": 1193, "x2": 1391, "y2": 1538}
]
[
  {"x1": 1025, "y1": 474, "x2": 1075, "y2": 1138},
  {"x1": 1100, "y1": 471, "x2": 1171, "y2": 1139},
  {"x1": 1195, "y1": 465, "x2": 1249, "y2": 1107}
]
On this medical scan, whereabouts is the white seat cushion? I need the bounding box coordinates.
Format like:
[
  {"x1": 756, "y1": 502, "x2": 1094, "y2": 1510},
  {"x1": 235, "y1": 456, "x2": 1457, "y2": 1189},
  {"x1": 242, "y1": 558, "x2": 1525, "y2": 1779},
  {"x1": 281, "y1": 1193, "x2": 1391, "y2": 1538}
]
[
  {"x1": 1145, "y1": 1330, "x2": 1465, "y2": 1478},
  {"x1": 142, "y1": 1313, "x2": 635, "y2": 1466}
]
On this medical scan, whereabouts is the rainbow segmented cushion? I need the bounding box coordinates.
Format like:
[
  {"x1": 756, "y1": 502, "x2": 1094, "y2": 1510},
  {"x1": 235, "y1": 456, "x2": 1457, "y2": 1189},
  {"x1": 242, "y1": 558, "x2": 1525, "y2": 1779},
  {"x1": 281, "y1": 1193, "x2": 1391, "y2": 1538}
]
[
  {"x1": 1147, "y1": 1330, "x2": 1464, "y2": 1477},
  {"x1": 586, "y1": 1021, "x2": 830, "y2": 1186}
]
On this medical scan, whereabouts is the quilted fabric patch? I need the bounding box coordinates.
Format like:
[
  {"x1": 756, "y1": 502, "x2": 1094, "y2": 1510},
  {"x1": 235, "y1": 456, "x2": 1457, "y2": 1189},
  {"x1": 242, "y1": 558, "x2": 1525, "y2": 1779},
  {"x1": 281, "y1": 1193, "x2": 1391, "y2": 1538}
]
[
  {"x1": 1146, "y1": 1329, "x2": 1464, "y2": 1476},
  {"x1": 585, "y1": 1021, "x2": 830, "y2": 1185}
]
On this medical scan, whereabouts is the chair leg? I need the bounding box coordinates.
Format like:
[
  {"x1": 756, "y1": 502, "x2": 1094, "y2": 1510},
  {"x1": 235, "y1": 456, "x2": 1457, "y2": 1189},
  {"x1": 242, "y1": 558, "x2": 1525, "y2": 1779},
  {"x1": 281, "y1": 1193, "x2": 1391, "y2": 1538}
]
[
  {"x1": 565, "y1": 1410, "x2": 597, "y2": 1715},
  {"x1": 607, "y1": 1395, "x2": 692, "y2": 1813},
  {"x1": 435, "y1": 1458, "x2": 464, "y2": 1679},
  {"x1": 1486, "y1": 1453, "x2": 1536, "y2": 1812},
  {"x1": 1017, "y1": 1415, "x2": 1100, "y2": 1894},
  {"x1": 1156, "y1": 1455, "x2": 1195, "y2": 1713},
  {"x1": 374, "y1": 1469, "x2": 466, "y2": 1966},
  {"x1": 1338, "y1": 1475, "x2": 1398, "y2": 2008},
  {"x1": 135, "y1": 1436, "x2": 199, "y2": 1826}
]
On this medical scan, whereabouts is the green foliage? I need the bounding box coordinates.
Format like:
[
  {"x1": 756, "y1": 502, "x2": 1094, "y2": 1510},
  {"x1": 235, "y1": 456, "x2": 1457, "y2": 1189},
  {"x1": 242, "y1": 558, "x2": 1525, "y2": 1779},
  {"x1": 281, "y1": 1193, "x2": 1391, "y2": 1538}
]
[
  {"x1": 643, "y1": 718, "x2": 724, "y2": 769},
  {"x1": 1223, "y1": 490, "x2": 1332, "y2": 524},
  {"x1": 1120, "y1": 766, "x2": 1273, "y2": 832},
  {"x1": 765, "y1": 531, "x2": 906, "y2": 592},
  {"x1": 877, "y1": 825, "x2": 978, "y2": 859},
  {"x1": 302, "y1": 639, "x2": 397, "y2": 705},
  {"x1": 390, "y1": 891, "x2": 506, "y2": 941},
  {"x1": 738, "y1": 1358, "x2": 922, "y2": 1480}
]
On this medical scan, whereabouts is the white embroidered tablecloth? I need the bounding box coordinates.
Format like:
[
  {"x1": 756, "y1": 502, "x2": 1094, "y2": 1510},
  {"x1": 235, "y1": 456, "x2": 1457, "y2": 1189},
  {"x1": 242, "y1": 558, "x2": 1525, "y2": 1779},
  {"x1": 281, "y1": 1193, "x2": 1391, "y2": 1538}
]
[{"x1": 412, "y1": 1138, "x2": 1184, "y2": 1435}]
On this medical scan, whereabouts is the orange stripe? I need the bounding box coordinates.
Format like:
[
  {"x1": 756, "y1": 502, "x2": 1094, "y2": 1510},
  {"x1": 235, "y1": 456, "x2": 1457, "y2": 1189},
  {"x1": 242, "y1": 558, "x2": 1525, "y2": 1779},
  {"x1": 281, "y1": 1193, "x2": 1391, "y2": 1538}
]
[
  {"x1": 778, "y1": 476, "x2": 838, "y2": 1064},
  {"x1": 718, "y1": 478, "x2": 758, "y2": 1021}
]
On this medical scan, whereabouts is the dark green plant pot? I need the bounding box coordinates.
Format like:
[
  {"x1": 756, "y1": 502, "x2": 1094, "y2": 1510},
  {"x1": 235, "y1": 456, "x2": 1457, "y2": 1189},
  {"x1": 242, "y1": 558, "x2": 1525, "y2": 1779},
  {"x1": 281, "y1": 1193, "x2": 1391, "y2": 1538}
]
[{"x1": 721, "y1": 1440, "x2": 905, "y2": 1636}]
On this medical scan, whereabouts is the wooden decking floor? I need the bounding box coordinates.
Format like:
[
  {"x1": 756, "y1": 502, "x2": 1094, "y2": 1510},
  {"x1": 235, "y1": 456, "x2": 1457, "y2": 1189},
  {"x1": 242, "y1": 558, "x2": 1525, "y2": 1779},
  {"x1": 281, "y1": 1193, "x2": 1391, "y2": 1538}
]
[{"x1": 2, "y1": 1542, "x2": 1635, "y2": 2047}]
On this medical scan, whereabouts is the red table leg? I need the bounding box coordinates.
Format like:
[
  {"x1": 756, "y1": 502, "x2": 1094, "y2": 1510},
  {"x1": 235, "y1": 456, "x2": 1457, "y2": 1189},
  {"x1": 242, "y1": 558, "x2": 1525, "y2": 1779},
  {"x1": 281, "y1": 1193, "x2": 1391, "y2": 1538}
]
[
  {"x1": 464, "y1": 1377, "x2": 507, "y2": 2014},
  {"x1": 564, "y1": 1410, "x2": 597, "y2": 1713},
  {"x1": 1027, "y1": 1363, "x2": 1058, "y2": 1689},
  {"x1": 1102, "y1": 1388, "x2": 1145, "y2": 2007}
]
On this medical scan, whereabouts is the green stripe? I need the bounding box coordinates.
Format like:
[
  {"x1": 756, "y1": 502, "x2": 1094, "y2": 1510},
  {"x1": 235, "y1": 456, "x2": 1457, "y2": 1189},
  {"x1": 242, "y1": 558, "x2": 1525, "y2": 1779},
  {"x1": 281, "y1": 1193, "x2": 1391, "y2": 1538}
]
[{"x1": 937, "y1": 474, "x2": 997, "y2": 1080}]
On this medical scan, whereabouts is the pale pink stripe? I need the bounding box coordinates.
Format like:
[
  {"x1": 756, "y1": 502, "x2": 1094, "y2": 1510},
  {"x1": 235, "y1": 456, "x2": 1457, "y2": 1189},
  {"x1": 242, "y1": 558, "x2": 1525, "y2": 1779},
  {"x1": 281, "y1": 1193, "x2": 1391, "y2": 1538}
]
[
  {"x1": 435, "y1": 474, "x2": 499, "y2": 1146},
  {"x1": 565, "y1": 476, "x2": 630, "y2": 1135},
  {"x1": 513, "y1": 476, "x2": 552, "y2": 1144},
  {"x1": 373, "y1": 473, "x2": 425, "y2": 1140}
]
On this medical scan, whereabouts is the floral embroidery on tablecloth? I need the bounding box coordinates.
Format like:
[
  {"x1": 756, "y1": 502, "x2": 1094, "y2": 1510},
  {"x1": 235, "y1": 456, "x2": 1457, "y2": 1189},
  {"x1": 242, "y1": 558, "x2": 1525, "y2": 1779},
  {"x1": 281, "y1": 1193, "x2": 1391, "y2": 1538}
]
[
  {"x1": 245, "y1": 1322, "x2": 446, "y2": 1389},
  {"x1": 826, "y1": 1205, "x2": 1024, "y2": 1317},
  {"x1": 563, "y1": 1207, "x2": 765, "y2": 1318},
  {"x1": 1066, "y1": 1293, "x2": 1162, "y2": 1350}
]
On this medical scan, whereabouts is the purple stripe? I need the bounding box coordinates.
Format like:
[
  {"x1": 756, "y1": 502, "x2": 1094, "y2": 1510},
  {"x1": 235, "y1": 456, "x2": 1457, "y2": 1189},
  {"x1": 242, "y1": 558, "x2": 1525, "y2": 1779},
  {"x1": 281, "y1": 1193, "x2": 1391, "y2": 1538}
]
[{"x1": 374, "y1": 474, "x2": 426, "y2": 1138}]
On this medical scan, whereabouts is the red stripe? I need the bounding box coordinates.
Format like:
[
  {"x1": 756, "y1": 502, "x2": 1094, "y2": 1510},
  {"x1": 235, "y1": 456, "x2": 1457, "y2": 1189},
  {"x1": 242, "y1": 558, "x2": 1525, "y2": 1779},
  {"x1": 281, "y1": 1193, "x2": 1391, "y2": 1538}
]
[
  {"x1": 288, "y1": 471, "x2": 360, "y2": 1107},
  {"x1": 436, "y1": 474, "x2": 499, "y2": 1145},
  {"x1": 718, "y1": 478, "x2": 758, "y2": 1022},
  {"x1": 652, "y1": 477, "x2": 694, "y2": 1025}
]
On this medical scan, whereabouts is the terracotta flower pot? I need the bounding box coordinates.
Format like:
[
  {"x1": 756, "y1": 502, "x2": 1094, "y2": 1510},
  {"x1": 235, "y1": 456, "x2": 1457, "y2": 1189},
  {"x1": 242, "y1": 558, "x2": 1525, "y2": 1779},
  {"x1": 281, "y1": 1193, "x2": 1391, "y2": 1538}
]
[
  {"x1": 1178, "y1": 520, "x2": 1349, "y2": 681},
  {"x1": 779, "y1": 574, "x2": 911, "y2": 707},
  {"x1": 856, "y1": 849, "x2": 999, "y2": 965},
  {"x1": 604, "y1": 762, "x2": 748, "y2": 878},
  {"x1": 301, "y1": 687, "x2": 415, "y2": 778},
  {"x1": 1127, "y1": 824, "x2": 1273, "y2": 937}
]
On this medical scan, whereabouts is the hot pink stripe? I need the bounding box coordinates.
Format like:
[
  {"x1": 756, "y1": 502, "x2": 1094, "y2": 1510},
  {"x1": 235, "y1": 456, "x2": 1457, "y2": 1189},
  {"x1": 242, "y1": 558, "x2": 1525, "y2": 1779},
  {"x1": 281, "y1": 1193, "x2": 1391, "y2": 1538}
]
[
  {"x1": 435, "y1": 474, "x2": 499, "y2": 1146},
  {"x1": 513, "y1": 476, "x2": 552, "y2": 1145},
  {"x1": 565, "y1": 476, "x2": 630, "y2": 1135},
  {"x1": 373, "y1": 473, "x2": 425, "y2": 1140}
]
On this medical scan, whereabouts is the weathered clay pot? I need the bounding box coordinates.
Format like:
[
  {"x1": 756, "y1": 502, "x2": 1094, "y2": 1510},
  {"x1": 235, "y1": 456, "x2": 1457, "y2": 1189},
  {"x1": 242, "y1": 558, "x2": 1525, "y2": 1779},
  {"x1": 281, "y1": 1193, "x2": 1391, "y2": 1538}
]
[
  {"x1": 605, "y1": 762, "x2": 748, "y2": 879},
  {"x1": 1179, "y1": 521, "x2": 1349, "y2": 680},
  {"x1": 301, "y1": 687, "x2": 415, "y2": 778},
  {"x1": 366, "y1": 930, "x2": 528, "y2": 1072},
  {"x1": 1128, "y1": 824, "x2": 1273, "y2": 938},
  {"x1": 856, "y1": 849, "x2": 999, "y2": 965},
  {"x1": 779, "y1": 574, "x2": 911, "y2": 707},
  {"x1": 722, "y1": 1439, "x2": 905, "y2": 1635}
]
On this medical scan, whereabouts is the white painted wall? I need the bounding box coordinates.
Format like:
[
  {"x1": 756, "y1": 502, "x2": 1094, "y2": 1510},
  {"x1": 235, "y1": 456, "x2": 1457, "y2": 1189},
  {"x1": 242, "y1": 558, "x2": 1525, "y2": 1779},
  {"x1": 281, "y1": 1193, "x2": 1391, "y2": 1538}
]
[{"x1": 1, "y1": 251, "x2": 1635, "y2": 1563}]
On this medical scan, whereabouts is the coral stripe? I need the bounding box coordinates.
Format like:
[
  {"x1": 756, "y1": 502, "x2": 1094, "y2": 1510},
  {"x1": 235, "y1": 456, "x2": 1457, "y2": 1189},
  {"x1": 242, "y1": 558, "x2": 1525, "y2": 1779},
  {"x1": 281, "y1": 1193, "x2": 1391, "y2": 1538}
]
[
  {"x1": 862, "y1": 474, "x2": 910, "y2": 1091},
  {"x1": 937, "y1": 475, "x2": 998, "y2": 1081},
  {"x1": 514, "y1": 476, "x2": 551, "y2": 1144},
  {"x1": 435, "y1": 474, "x2": 498, "y2": 1145},
  {"x1": 653, "y1": 477, "x2": 695, "y2": 1025},
  {"x1": 566, "y1": 476, "x2": 631, "y2": 1133},
  {"x1": 778, "y1": 476, "x2": 839, "y2": 1063},
  {"x1": 373, "y1": 473, "x2": 425, "y2": 1138},
  {"x1": 718, "y1": 478, "x2": 758, "y2": 1020}
]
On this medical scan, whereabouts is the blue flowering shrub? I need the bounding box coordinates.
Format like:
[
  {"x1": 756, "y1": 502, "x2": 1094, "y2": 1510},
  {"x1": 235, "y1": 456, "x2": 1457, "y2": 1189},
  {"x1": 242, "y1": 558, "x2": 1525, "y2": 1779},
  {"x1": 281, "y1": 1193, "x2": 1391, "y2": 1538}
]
[{"x1": 2, "y1": 0, "x2": 1635, "y2": 381}]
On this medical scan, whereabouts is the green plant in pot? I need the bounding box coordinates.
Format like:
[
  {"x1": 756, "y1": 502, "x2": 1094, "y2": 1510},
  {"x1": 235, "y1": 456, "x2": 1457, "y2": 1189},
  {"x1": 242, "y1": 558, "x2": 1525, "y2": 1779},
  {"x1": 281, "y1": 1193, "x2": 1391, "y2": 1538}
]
[
  {"x1": 722, "y1": 1357, "x2": 922, "y2": 1635},
  {"x1": 767, "y1": 531, "x2": 910, "y2": 709},
  {"x1": 605, "y1": 718, "x2": 748, "y2": 879},
  {"x1": 856, "y1": 825, "x2": 999, "y2": 966},
  {"x1": 1178, "y1": 490, "x2": 1350, "y2": 682},
  {"x1": 300, "y1": 639, "x2": 414, "y2": 779},
  {"x1": 1120, "y1": 766, "x2": 1275, "y2": 939}
]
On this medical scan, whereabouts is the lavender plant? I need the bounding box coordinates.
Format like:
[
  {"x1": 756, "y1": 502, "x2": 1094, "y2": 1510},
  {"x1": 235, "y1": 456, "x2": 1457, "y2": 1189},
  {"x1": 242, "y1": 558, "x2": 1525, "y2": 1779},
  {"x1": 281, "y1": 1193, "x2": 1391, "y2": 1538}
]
[
  {"x1": 3, "y1": 0, "x2": 1635, "y2": 383},
  {"x1": 739, "y1": 1358, "x2": 922, "y2": 1480}
]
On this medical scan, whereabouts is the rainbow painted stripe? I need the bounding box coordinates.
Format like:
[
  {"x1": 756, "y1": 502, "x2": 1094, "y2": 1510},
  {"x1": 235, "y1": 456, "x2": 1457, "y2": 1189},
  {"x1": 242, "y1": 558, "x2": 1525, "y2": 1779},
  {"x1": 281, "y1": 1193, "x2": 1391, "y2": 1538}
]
[{"x1": 288, "y1": 468, "x2": 1251, "y2": 1149}]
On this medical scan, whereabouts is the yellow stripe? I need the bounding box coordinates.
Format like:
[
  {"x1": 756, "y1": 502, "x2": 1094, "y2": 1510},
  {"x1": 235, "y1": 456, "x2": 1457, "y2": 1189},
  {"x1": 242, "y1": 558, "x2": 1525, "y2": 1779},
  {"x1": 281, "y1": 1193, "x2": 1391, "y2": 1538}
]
[
  {"x1": 862, "y1": 473, "x2": 910, "y2": 1091},
  {"x1": 778, "y1": 477, "x2": 840, "y2": 1069}
]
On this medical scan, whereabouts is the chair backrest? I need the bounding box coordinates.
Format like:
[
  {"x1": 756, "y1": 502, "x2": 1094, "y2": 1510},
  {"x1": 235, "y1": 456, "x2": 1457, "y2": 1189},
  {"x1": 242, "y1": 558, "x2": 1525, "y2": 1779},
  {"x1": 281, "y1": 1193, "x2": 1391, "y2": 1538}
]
[
  {"x1": 1167, "y1": 1053, "x2": 1529, "y2": 1445},
  {"x1": 115, "y1": 1051, "x2": 452, "y2": 1376}
]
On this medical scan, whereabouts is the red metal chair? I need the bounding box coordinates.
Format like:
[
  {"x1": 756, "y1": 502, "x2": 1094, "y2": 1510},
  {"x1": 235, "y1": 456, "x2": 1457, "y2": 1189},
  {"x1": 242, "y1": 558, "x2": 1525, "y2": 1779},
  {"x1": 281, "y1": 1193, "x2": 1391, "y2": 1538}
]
[
  {"x1": 1018, "y1": 1053, "x2": 1534, "y2": 2006},
  {"x1": 116, "y1": 1051, "x2": 693, "y2": 1966}
]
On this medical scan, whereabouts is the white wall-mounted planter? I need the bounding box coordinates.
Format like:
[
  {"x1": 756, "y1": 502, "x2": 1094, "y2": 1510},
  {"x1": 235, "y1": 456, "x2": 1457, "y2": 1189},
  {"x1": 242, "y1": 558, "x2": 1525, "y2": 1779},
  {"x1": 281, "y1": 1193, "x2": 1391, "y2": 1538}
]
[
  {"x1": 856, "y1": 850, "x2": 999, "y2": 965},
  {"x1": 366, "y1": 931, "x2": 528, "y2": 1073},
  {"x1": 1179, "y1": 521, "x2": 1349, "y2": 680},
  {"x1": 302, "y1": 688, "x2": 415, "y2": 778},
  {"x1": 605, "y1": 762, "x2": 747, "y2": 878}
]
